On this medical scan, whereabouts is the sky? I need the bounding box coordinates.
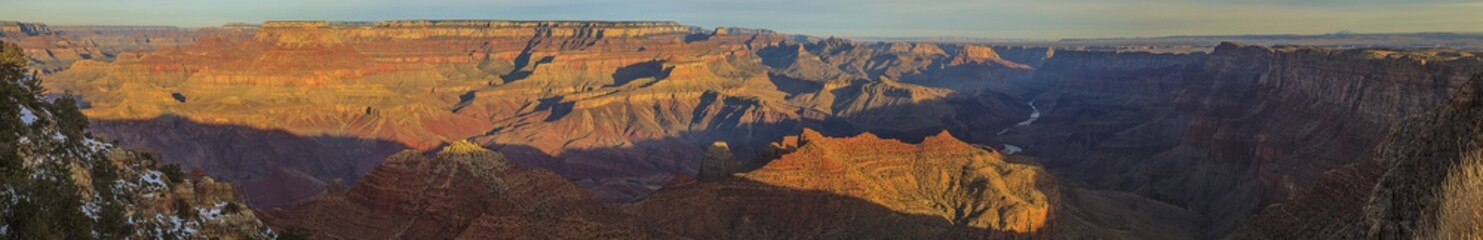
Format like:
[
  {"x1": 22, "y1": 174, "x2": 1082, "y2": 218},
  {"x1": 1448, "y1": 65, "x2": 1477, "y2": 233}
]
[{"x1": 3, "y1": 0, "x2": 1480, "y2": 39}]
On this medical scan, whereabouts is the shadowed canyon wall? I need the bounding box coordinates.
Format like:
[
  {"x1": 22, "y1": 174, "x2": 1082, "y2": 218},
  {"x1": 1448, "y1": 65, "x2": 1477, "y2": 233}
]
[{"x1": 1012, "y1": 42, "x2": 1483, "y2": 236}]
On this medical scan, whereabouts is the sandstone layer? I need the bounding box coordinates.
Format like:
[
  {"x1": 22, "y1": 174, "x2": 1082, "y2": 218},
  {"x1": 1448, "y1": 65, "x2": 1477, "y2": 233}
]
[
  {"x1": 41, "y1": 21, "x2": 1036, "y2": 207},
  {"x1": 1, "y1": 21, "x2": 197, "y2": 73}
]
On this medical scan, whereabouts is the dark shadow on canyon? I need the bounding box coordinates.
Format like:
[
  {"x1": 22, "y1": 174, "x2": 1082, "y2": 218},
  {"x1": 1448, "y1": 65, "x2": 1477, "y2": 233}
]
[
  {"x1": 262, "y1": 162, "x2": 1043, "y2": 239},
  {"x1": 614, "y1": 175, "x2": 1045, "y2": 239},
  {"x1": 88, "y1": 115, "x2": 411, "y2": 209},
  {"x1": 609, "y1": 60, "x2": 671, "y2": 86}
]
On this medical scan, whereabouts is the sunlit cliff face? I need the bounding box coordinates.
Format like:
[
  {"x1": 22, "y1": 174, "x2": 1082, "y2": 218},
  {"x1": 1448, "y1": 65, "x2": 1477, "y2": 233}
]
[
  {"x1": 739, "y1": 129, "x2": 1053, "y2": 233},
  {"x1": 36, "y1": 20, "x2": 1040, "y2": 208}
]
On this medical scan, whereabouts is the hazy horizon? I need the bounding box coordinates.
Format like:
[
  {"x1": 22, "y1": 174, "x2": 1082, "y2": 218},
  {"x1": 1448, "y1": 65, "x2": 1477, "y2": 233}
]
[{"x1": 4, "y1": 0, "x2": 1481, "y2": 39}]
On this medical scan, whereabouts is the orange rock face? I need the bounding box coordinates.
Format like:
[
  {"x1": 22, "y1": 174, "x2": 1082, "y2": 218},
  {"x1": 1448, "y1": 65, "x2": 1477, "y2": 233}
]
[
  {"x1": 738, "y1": 129, "x2": 1054, "y2": 233},
  {"x1": 270, "y1": 130, "x2": 1198, "y2": 239},
  {"x1": 40, "y1": 20, "x2": 1036, "y2": 207}
]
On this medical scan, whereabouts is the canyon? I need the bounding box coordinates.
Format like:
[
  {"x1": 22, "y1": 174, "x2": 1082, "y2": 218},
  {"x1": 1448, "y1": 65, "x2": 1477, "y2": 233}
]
[{"x1": 5, "y1": 19, "x2": 1483, "y2": 239}]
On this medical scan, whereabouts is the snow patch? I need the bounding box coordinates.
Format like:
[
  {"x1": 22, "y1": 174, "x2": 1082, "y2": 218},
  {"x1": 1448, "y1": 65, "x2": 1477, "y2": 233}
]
[
  {"x1": 18, "y1": 105, "x2": 37, "y2": 125},
  {"x1": 82, "y1": 199, "x2": 102, "y2": 220},
  {"x1": 139, "y1": 171, "x2": 166, "y2": 188},
  {"x1": 149, "y1": 212, "x2": 201, "y2": 238},
  {"x1": 84, "y1": 138, "x2": 114, "y2": 151},
  {"x1": 197, "y1": 202, "x2": 226, "y2": 220}
]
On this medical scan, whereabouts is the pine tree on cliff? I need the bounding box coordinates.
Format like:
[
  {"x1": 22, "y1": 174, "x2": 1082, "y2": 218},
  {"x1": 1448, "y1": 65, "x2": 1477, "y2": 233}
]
[
  {"x1": 0, "y1": 40, "x2": 274, "y2": 239},
  {"x1": 1, "y1": 38, "x2": 102, "y2": 240}
]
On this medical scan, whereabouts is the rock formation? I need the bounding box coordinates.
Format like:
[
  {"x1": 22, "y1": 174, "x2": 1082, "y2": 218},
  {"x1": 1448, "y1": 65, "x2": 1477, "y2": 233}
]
[
  {"x1": 270, "y1": 129, "x2": 1201, "y2": 239},
  {"x1": 1006, "y1": 42, "x2": 1483, "y2": 237},
  {"x1": 39, "y1": 20, "x2": 1037, "y2": 207},
  {"x1": 262, "y1": 141, "x2": 647, "y2": 239},
  {"x1": 1226, "y1": 74, "x2": 1483, "y2": 239},
  {"x1": 0, "y1": 21, "x2": 196, "y2": 74}
]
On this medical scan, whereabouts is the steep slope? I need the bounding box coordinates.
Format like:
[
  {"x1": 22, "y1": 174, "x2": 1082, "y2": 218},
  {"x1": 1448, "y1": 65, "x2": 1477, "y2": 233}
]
[
  {"x1": 1227, "y1": 74, "x2": 1483, "y2": 239},
  {"x1": 273, "y1": 129, "x2": 1199, "y2": 239},
  {"x1": 1, "y1": 41, "x2": 270, "y2": 239},
  {"x1": 1006, "y1": 42, "x2": 1483, "y2": 236},
  {"x1": 735, "y1": 129, "x2": 1056, "y2": 234},
  {"x1": 1363, "y1": 73, "x2": 1483, "y2": 239},
  {"x1": 262, "y1": 141, "x2": 645, "y2": 239}
]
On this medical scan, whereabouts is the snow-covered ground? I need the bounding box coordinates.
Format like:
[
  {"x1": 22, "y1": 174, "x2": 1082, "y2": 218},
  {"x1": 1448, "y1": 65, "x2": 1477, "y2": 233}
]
[{"x1": 18, "y1": 105, "x2": 37, "y2": 125}]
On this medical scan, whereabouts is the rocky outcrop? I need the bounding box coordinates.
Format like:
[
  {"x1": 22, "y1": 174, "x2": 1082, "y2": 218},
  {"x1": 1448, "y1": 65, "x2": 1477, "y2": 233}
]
[
  {"x1": 1362, "y1": 74, "x2": 1483, "y2": 239},
  {"x1": 739, "y1": 129, "x2": 1056, "y2": 234},
  {"x1": 0, "y1": 21, "x2": 49, "y2": 36}
]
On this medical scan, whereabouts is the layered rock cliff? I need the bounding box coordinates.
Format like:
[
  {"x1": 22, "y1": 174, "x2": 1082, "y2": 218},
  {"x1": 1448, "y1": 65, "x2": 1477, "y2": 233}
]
[
  {"x1": 1001, "y1": 42, "x2": 1483, "y2": 237},
  {"x1": 1227, "y1": 74, "x2": 1483, "y2": 239},
  {"x1": 41, "y1": 20, "x2": 1038, "y2": 207},
  {"x1": 0, "y1": 21, "x2": 196, "y2": 73}
]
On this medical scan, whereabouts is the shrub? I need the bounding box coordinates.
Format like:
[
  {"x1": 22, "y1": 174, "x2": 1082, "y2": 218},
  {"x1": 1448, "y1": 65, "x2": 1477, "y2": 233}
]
[
  {"x1": 174, "y1": 199, "x2": 196, "y2": 219},
  {"x1": 161, "y1": 164, "x2": 186, "y2": 184},
  {"x1": 277, "y1": 226, "x2": 313, "y2": 240},
  {"x1": 1435, "y1": 153, "x2": 1483, "y2": 239},
  {"x1": 224, "y1": 202, "x2": 242, "y2": 214}
]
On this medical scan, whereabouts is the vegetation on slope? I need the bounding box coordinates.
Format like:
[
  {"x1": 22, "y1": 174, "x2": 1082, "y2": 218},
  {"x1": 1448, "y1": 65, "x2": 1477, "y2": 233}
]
[
  {"x1": 1434, "y1": 152, "x2": 1483, "y2": 239},
  {"x1": 1, "y1": 40, "x2": 272, "y2": 239}
]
